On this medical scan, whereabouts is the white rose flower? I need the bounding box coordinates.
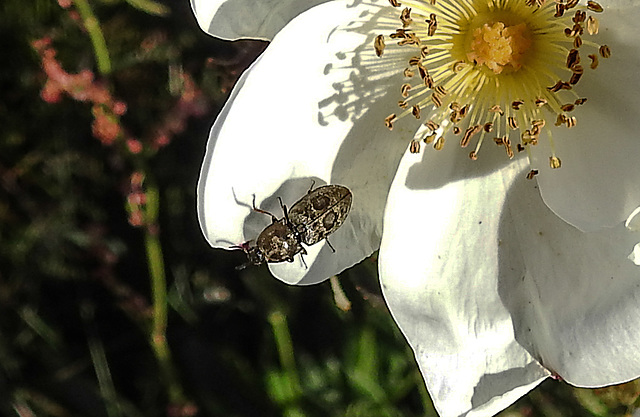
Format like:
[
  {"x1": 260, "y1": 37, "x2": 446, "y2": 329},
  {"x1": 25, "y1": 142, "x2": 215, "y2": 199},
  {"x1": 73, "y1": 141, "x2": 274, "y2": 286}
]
[{"x1": 192, "y1": 0, "x2": 640, "y2": 416}]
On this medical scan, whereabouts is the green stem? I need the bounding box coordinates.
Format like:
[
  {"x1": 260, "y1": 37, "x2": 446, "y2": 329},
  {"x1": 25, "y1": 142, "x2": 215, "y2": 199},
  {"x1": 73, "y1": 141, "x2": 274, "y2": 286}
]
[
  {"x1": 143, "y1": 184, "x2": 185, "y2": 405},
  {"x1": 73, "y1": 0, "x2": 112, "y2": 75},
  {"x1": 268, "y1": 311, "x2": 302, "y2": 396}
]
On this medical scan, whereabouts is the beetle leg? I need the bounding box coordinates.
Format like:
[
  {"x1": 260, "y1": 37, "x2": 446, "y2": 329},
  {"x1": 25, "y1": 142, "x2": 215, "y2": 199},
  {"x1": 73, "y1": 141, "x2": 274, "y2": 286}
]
[
  {"x1": 299, "y1": 252, "x2": 308, "y2": 269},
  {"x1": 325, "y1": 238, "x2": 336, "y2": 253},
  {"x1": 252, "y1": 194, "x2": 278, "y2": 223}
]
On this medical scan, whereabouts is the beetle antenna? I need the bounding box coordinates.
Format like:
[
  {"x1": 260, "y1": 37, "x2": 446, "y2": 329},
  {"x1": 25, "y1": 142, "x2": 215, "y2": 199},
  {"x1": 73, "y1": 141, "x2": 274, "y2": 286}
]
[
  {"x1": 306, "y1": 180, "x2": 316, "y2": 194},
  {"x1": 278, "y1": 197, "x2": 289, "y2": 219},
  {"x1": 252, "y1": 194, "x2": 278, "y2": 222}
]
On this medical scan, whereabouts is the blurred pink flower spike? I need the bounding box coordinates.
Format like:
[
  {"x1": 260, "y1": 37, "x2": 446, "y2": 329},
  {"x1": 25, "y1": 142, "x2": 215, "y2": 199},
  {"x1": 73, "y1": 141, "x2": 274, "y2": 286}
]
[{"x1": 191, "y1": 0, "x2": 640, "y2": 416}]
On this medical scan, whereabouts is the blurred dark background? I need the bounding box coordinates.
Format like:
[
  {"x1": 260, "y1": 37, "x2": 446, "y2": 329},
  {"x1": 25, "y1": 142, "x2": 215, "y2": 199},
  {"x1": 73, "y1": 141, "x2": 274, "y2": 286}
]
[{"x1": 1, "y1": 0, "x2": 638, "y2": 415}]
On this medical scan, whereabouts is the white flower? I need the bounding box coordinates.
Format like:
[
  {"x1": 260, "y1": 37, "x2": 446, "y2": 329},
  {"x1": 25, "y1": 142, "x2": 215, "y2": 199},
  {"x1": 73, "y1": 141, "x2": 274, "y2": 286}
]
[{"x1": 192, "y1": 0, "x2": 640, "y2": 416}]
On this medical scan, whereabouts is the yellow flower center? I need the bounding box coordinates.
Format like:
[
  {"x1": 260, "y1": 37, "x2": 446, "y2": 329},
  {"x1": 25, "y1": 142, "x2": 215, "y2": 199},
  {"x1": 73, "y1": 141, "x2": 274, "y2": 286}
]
[
  {"x1": 375, "y1": 0, "x2": 609, "y2": 176},
  {"x1": 468, "y1": 22, "x2": 530, "y2": 74}
]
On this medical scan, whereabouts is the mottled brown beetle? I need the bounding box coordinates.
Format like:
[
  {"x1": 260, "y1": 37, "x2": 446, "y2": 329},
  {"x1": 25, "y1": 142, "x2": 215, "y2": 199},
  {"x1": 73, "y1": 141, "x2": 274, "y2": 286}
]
[
  {"x1": 236, "y1": 184, "x2": 352, "y2": 268},
  {"x1": 287, "y1": 184, "x2": 352, "y2": 250},
  {"x1": 235, "y1": 197, "x2": 306, "y2": 268}
]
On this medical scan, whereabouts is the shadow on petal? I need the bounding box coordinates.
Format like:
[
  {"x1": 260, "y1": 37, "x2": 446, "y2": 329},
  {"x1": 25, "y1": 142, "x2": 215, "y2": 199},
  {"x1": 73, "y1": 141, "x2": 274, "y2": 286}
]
[
  {"x1": 471, "y1": 363, "x2": 547, "y2": 409},
  {"x1": 497, "y1": 173, "x2": 640, "y2": 384}
]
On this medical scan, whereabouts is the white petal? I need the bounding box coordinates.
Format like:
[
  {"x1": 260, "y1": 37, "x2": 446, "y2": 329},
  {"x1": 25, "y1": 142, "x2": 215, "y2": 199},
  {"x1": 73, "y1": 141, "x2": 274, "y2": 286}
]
[
  {"x1": 380, "y1": 145, "x2": 550, "y2": 417},
  {"x1": 197, "y1": 0, "x2": 411, "y2": 284},
  {"x1": 531, "y1": 0, "x2": 640, "y2": 231},
  {"x1": 501, "y1": 186, "x2": 640, "y2": 387},
  {"x1": 381, "y1": 140, "x2": 640, "y2": 416},
  {"x1": 190, "y1": 0, "x2": 330, "y2": 40}
]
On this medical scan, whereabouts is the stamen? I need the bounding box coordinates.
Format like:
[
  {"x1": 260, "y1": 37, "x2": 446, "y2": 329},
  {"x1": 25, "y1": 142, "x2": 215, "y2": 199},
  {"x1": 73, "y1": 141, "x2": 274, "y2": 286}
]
[{"x1": 374, "y1": 0, "x2": 609, "y2": 176}]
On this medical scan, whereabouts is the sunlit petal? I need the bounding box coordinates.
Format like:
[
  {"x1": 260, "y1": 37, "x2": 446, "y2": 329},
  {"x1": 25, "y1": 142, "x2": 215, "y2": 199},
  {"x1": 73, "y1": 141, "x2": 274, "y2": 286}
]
[
  {"x1": 380, "y1": 145, "x2": 550, "y2": 417},
  {"x1": 190, "y1": 0, "x2": 330, "y2": 40},
  {"x1": 197, "y1": 0, "x2": 411, "y2": 284},
  {"x1": 532, "y1": 0, "x2": 640, "y2": 231}
]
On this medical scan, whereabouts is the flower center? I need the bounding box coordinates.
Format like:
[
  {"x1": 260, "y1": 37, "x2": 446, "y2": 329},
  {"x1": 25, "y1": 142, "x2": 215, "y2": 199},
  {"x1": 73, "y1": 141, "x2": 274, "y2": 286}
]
[
  {"x1": 375, "y1": 0, "x2": 609, "y2": 176},
  {"x1": 468, "y1": 22, "x2": 531, "y2": 74}
]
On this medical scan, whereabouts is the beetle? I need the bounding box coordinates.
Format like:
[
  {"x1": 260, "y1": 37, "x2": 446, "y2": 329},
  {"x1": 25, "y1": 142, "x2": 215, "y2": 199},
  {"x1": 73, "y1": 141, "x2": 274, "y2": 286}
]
[
  {"x1": 235, "y1": 184, "x2": 352, "y2": 268},
  {"x1": 287, "y1": 184, "x2": 352, "y2": 249},
  {"x1": 235, "y1": 197, "x2": 306, "y2": 268}
]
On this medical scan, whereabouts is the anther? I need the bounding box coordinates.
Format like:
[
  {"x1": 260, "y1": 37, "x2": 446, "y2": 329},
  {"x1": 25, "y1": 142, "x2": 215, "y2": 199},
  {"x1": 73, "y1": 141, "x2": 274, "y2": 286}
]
[
  {"x1": 400, "y1": 7, "x2": 412, "y2": 27},
  {"x1": 431, "y1": 92, "x2": 443, "y2": 107},
  {"x1": 535, "y1": 98, "x2": 548, "y2": 107},
  {"x1": 566, "y1": 49, "x2": 580, "y2": 68},
  {"x1": 434, "y1": 85, "x2": 447, "y2": 95},
  {"x1": 547, "y1": 80, "x2": 572, "y2": 92},
  {"x1": 494, "y1": 136, "x2": 514, "y2": 158},
  {"x1": 424, "y1": 133, "x2": 437, "y2": 143},
  {"x1": 565, "y1": 0, "x2": 579, "y2": 10},
  {"x1": 453, "y1": 61, "x2": 466, "y2": 73},
  {"x1": 588, "y1": 53, "x2": 599, "y2": 69},
  {"x1": 511, "y1": 100, "x2": 524, "y2": 110},
  {"x1": 426, "y1": 120, "x2": 439, "y2": 131},
  {"x1": 401, "y1": 83, "x2": 412, "y2": 97},
  {"x1": 508, "y1": 116, "x2": 519, "y2": 130},
  {"x1": 587, "y1": 1, "x2": 603, "y2": 12},
  {"x1": 521, "y1": 130, "x2": 538, "y2": 145},
  {"x1": 489, "y1": 105, "x2": 504, "y2": 115},
  {"x1": 417, "y1": 63, "x2": 428, "y2": 79},
  {"x1": 374, "y1": 35, "x2": 386, "y2": 57},
  {"x1": 390, "y1": 29, "x2": 407, "y2": 39},
  {"x1": 573, "y1": 36, "x2": 582, "y2": 48},
  {"x1": 389, "y1": 0, "x2": 401, "y2": 7},
  {"x1": 412, "y1": 104, "x2": 421, "y2": 119},
  {"x1": 434, "y1": 136, "x2": 445, "y2": 150},
  {"x1": 569, "y1": 71, "x2": 582, "y2": 85},
  {"x1": 526, "y1": 170, "x2": 539, "y2": 179},
  {"x1": 410, "y1": 139, "x2": 421, "y2": 153},
  {"x1": 599, "y1": 45, "x2": 611, "y2": 58},
  {"x1": 385, "y1": 114, "x2": 397, "y2": 129},
  {"x1": 565, "y1": 116, "x2": 577, "y2": 128},
  {"x1": 398, "y1": 36, "x2": 419, "y2": 46},
  {"x1": 460, "y1": 125, "x2": 482, "y2": 147},
  {"x1": 587, "y1": 16, "x2": 599, "y2": 35},
  {"x1": 427, "y1": 13, "x2": 438, "y2": 36},
  {"x1": 425, "y1": 74, "x2": 434, "y2": 88},
  {"x1": 549, "y1": 156, "x2": 562, "y2": 169}
]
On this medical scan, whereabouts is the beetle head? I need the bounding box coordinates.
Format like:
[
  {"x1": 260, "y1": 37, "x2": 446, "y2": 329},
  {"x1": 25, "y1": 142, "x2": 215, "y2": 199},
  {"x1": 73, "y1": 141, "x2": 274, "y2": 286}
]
[{"x1": 233, "y1": 241, "x2": 265, "y2": 270}]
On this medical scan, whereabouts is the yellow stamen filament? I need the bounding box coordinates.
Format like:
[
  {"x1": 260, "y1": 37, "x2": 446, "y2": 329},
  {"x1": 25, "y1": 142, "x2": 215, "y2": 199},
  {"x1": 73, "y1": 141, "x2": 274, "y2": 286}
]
[{"x1": 373, "y1": 0, "x2": 609, "y2": 175}]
